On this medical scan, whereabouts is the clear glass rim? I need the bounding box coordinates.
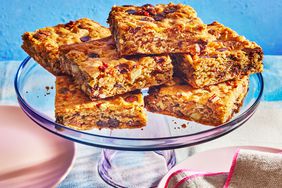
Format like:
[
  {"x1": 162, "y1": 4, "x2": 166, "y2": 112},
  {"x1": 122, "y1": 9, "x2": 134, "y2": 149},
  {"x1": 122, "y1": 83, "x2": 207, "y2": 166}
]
[{"x1": 14, "y1": 57, "x2": 264, "y2": 142}]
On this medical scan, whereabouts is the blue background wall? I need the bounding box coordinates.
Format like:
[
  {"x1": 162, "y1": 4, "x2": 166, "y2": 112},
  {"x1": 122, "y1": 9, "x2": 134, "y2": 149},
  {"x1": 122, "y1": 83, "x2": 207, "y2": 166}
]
[{"x1": 0, "y1": 0, "x2": 281, "y2": 60}]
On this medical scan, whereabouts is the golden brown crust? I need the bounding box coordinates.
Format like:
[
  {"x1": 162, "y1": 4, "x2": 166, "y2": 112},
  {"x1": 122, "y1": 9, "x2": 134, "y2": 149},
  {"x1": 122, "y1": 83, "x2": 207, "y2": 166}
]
[
  {"x1": 59, "y1": 37, "x2": 173, "y2": 100},
  {"x1": 55, "y1": 76, "x2": 147, "y2": 130},
  {"x1": 174, "y1": 21, "x2": 263, "y2": 88},
  {"x1": 145, "y1": 76, "x2": 249, "y2": 126},
  {"x1": 22, "y1": 18, "x2": 111, "y2": 75},
  {"x1": 108, "y1": 3, "x2": 213, "y2": 56}
]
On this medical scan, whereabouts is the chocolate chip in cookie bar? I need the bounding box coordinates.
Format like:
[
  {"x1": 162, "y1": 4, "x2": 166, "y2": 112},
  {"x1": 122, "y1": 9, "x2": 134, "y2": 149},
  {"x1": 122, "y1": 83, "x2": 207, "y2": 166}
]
[
  {"x1": 22, "y1": 18, "x2": 111, "y2": 75},
  {"x1": 55, "y1": 76, "x2": 147, "y2": 130},
  {"x1": 173, "y1": 22, "x2": 263, "y2": 88},
  {"x1": 59, "y1": 36, "x2": 173, "y2": 100},
  {"x1": 108, "y1": 3, "x2": 213, "y2": 56},
  {"x1": 145, "y1": 76, "x2": 249, "y2": 126}
]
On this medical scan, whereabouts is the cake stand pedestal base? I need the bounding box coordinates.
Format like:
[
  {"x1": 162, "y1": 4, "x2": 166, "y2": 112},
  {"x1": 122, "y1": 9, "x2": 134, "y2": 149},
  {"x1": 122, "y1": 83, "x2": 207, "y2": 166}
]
[{"x1": 98, "y1": 149, "x2": 176, "y2": 188}]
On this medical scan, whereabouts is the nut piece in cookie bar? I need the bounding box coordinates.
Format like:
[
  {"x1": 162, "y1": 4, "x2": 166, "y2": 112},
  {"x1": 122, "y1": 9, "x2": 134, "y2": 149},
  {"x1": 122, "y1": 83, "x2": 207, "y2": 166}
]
[
  {"x1": 55, "y1": 76, "x2": 147, "y2": 130},
  {"x1": 173, "y1": 21, "x2": 263, "y2": 88},
  {"x1": 22, "y1": 18, "x2": 111, "y2": 75},
  {"x1": 59, "y1": 36, "x2": 173, "y2": 100},
  {"x1": 108, "y1": 3, "x2": 213, "y2": 56},
  {"x1": 144, "y1": 76, "x2": 249, "y2": 126}
]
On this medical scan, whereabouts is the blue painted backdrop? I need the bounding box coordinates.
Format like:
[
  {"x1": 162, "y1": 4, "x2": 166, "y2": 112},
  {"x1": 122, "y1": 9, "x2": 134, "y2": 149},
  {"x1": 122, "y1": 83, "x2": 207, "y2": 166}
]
[{"x1": 1, "y1": 0, "x2": 281, "y2": 60}]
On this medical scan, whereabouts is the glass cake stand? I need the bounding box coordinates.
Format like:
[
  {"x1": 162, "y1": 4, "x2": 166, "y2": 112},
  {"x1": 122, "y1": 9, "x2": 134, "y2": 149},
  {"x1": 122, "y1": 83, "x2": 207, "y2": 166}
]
[{"x1": 15, "y1": 57, "x2": 264, "y2": 188}]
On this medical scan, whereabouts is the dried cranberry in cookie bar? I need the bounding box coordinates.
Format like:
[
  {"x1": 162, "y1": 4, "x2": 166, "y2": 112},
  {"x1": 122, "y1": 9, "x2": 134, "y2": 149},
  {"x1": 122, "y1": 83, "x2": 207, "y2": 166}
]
[
  {"x1": 108, "y1": 3, "x2": 213, "y2": 56},
  {"x1": 22, "y1": 18, "x2": 111, "y2": 75},
  {"x1": 59, "y1": 36, "x2": 173, "y2": 100},
  {"x1": 173, "y1": 22, "x2": 263, "y2": 88},
  {"x1": 145, "y1": 76, "x2": 249, "y2": 126},
  {"x1": 55, "y1": 76, "x2": 147, "y2": 130}
]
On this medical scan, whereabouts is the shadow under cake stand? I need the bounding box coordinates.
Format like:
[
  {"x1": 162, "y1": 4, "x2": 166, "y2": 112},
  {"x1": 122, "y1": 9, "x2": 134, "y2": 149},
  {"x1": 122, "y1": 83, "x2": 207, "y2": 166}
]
[{"x1": 15, "y1": 57, "x2": 263, "y2": 188}]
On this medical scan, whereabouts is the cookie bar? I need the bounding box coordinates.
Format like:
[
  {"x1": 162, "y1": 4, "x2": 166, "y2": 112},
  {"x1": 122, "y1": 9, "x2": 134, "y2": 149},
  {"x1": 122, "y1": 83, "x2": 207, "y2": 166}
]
[
  {"x1": 55, "y1": 76, "x2": 147, "y2": 130},
  {"x1": 22, "y1": 18, "x2": 111, "y2": 75},
  {"x1": 108, "y1": 3, "x2": 212, "y2": 56},
  {"x1": 144, "y1": 76, "x2": 249, "y2": 126},
  {"x1": 173, "y1": 21, "x2": 263, "y2": 88},
  {"x1": 59, "y1": 36, "x2": 173, "y2": 100}
]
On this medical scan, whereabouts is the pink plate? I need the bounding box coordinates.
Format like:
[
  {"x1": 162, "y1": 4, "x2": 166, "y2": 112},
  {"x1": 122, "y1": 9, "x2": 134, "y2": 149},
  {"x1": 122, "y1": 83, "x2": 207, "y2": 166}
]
[
  {"x1": 0, "y1": 106, "x2": 75, "y2": 188},
  {"x1": 158, "y1": 146, "x2": 282, "y2": 187}
]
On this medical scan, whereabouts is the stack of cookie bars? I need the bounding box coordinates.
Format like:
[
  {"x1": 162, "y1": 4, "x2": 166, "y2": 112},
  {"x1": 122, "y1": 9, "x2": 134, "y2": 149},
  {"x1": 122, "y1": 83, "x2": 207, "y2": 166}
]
[{"x1": 22, "y1": 3, "x2": 263, "y2": 130}]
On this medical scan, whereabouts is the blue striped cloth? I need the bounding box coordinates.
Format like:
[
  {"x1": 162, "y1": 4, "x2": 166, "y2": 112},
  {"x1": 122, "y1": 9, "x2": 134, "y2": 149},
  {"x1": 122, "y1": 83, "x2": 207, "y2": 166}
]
[{"x1": 0, "y1": 55, "x2": 282, "y2": 187}]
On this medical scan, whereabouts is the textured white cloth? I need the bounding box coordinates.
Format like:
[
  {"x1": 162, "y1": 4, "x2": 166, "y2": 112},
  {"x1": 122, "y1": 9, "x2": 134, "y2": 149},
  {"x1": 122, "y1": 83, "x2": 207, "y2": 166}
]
[
  {"x1": 166, "y1": 150, "x2": 282, "y2": 188},
  {"x1": 225, "y1": 150, "x2": 282, "y2": 188}
]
